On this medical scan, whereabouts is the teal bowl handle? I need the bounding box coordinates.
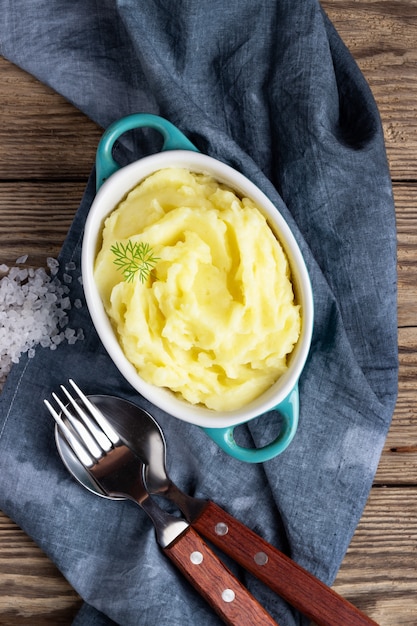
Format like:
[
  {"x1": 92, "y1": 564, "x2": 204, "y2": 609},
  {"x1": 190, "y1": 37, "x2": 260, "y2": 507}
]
[
  {"x1": 202, "y1": 385, "x2": 299, "y2": 463},
  {"x1": 95, "y1": 113, "x2": 199, "y2": 191}
]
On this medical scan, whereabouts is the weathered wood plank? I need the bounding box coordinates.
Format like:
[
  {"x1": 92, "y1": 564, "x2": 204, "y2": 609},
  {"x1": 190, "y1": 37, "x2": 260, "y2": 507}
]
[
  {"x1": 0, "y1": 180, "x2": 413, "y2": 327},
  {"x1": 0, "y1": 512, "x2": 82, "y2": 624},
  {"x1": 3, "y1": 0, "x2": 417, "y2": 183},
  {"x1": 379, "y1": 408, "x2": 417, "y2": 483},
  {"x1": 321, "y1": 0, "x2": 417, "y2": 181},
  {"x1": 396, "y1": 183, "x2": 417, "y2": 327},
  {"x1": 375, "y1": 326, "x2": 417, "y2": 485},
  {"x1": 0, "y1": 57, "x2": 101, "y2": 181},
  {"x1": 2, "y1": 489, "x2": 416, "y2": 626},
  {"x1": 0, "y1": 182, "x2": 84, "y2": 267},
  {"x1": 333, "y1": 487, "x2": 417, "y2": 625}
]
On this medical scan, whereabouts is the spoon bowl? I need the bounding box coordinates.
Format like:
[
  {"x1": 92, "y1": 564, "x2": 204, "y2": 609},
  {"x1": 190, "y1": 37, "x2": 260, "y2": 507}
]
[
  {"x1": 56, "y1": 394, "x2": 198, "y2": 513},
  {"x1": 51, "y1": 385, "x2": 379, "y2": 626}
]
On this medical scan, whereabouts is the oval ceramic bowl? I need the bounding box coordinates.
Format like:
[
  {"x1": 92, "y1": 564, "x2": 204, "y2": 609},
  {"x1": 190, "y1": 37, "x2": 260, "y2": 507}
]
[{"x1": 82, "y1": 113, "x2": 314, "y2": 463}]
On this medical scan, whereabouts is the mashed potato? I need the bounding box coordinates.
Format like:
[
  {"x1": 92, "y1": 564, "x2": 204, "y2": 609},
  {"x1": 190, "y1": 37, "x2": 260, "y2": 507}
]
[{"x1": 94, "y1": 168, "x2": 300, "y2": 411}]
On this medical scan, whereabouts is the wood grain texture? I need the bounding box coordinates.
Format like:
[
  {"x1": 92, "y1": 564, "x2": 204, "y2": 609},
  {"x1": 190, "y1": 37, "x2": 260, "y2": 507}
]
[
  {"x1": 375, "y1": 327, "x2": 417, "y2": 484},
  {"x1": 333, "y1": 488, "x2": 417, "y2": 625},
  {"x1": 396, "y1": 183, "x2": 417, "y2": 327},
  {"x1": 1, "y1": 0, "x2": 417, "y2": 623},
  {"x1": 0, "y1": 511, "x2": 82, "y2": 624},
  {"x1": 0, "y1": 183, "x2": 85, "y2": 268},
  {"x1": 0, "y1": 57, "x2": 101, "y2": 181},
  {"x1": 321, "y1": 0, "x2": 417, "y2": 181}
]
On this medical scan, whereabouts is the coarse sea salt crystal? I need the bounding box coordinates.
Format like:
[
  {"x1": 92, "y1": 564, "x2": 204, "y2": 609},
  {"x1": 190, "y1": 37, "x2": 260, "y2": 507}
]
[
  {"x1": 0, "y1": 257, "x2": 84, "y2": 392},
  {"x1": 16, "y1": 254, "x2": 28, "y2": 264},
  {"x1": 46, "y1": 257, "x2": 59, "y2": 276}
]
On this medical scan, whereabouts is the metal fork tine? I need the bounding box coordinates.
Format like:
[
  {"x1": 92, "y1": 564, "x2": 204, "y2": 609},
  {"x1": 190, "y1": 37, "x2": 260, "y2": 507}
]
[
  {"x1": 52, "y1": 392, "x2": 103, "y2": 460},
  {"x1": 60, "y1": 385, "x2": 113, "y2": 452},
  {"x1": 44, "y1": 399, "x2": 94, "y2": 468},
  {"x1": 68, "y1": 379, "x2": 120, "y2": 445}
]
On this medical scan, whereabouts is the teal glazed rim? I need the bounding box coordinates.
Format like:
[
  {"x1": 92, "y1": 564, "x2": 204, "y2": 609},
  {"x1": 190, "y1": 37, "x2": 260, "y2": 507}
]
[{"x1": 83, "y1": 113, "x2": 314, "y2": 463}]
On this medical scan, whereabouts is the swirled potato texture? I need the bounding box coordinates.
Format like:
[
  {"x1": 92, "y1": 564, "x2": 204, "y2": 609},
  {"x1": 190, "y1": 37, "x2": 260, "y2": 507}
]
[{"x1": 94, "y1": 168, "x2": 301, "y2": 411}]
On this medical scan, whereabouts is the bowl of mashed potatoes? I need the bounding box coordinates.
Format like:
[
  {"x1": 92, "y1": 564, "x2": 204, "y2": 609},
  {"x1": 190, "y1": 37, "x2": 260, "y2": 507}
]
[{"x1": 82, "y1": 114, "x2": 313, "y2": 462}]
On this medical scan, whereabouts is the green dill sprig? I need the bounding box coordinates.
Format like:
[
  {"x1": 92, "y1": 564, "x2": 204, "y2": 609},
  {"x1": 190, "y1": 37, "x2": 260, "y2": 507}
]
[{"x1": 111, "y1": 240, "x2": 159, "y2": 283}]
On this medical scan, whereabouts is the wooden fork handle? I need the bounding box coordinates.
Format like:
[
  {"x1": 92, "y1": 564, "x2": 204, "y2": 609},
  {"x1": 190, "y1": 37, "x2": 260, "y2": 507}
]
[
  {"x1": 164, "y1": 525, "x2": 278, "y2": 625},
  {"x1": 193, "y1": 501, "x2": 378, "y2": 626}
]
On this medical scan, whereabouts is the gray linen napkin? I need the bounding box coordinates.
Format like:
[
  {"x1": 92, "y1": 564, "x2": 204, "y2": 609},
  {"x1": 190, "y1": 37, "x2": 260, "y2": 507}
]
[{"x1": 0, "y1": 1, "x2": 398, "y2": 624}]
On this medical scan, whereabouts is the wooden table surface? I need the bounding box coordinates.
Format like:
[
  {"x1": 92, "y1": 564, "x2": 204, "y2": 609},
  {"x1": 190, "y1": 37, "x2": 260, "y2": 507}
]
[{"x1": 1, "y1": 2, "x2": 416, "y2": 624}]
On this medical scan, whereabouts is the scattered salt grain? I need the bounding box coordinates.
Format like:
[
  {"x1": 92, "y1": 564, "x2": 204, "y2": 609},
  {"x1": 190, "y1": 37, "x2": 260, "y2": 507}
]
[
  {"x1": 0, "y1": 257, "x2": 84, "y2": 392},
  {"x1": 16, "y1": 254, "x2": 28, "y2": 264},
  {"x1": 46, "y1": 257, "x2": 59, "y2": 269},
  {"x1": 65, "y1": 261, "x2": 76, "y2": 271},
  {"x1": 46, "y1": 257, "x2": 59, "y2": 276}
]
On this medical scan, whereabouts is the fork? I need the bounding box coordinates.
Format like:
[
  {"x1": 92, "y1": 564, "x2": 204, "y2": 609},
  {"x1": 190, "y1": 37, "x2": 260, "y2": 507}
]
[{"x1": 45, "y1": 383, "x2": 279, "y2": 626}]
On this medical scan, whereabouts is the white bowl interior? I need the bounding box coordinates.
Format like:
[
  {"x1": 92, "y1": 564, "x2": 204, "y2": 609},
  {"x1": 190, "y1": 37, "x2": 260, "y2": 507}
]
[{"x1": 82, "y1": 151, "x2": 313, "y2": 429}]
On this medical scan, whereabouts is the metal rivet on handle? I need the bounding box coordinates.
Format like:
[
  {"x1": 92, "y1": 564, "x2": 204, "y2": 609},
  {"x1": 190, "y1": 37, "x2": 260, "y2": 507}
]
[
  {"x1": 190, "y1": 551, "x2": 203, "y2": 565},
  {"x1": 215, "y1": 522, "x2": 229, "y2": 536},
  {"x1": 222, "y1": 589, "x2": 236, "y2": 603},
  {"x1": 254, "y1": 551, "x2": 269, "y2": 565}
]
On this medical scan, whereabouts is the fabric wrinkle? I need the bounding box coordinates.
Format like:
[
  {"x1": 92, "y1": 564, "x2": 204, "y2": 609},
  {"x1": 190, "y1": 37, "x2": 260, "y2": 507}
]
[{"x1": 0, "y1": 2, "x2": 398, "y2": 625}]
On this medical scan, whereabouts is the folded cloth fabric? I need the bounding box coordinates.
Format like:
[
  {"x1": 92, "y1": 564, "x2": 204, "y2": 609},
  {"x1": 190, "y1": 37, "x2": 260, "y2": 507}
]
[{"x1": 0, "y1": 1, "x2": 398, "y2": 624}]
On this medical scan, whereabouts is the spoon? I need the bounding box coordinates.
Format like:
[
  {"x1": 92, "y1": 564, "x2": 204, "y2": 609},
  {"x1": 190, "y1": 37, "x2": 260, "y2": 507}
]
[
  {"x1": 52, "y1": 392, "x2": 277, "y2": 626},
  {"x1": 55, "y1": 389, "x2": 378, "y2": 626}
]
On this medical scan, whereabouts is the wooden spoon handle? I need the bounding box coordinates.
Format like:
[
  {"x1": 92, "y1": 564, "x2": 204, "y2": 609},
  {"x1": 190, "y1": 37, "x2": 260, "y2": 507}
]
[
  {"x1": 193, "y1": 501, "x2": 378, "y2": 626},
  {"x1": 164, "y1": 525, "x2": 278, "y2": 625}
]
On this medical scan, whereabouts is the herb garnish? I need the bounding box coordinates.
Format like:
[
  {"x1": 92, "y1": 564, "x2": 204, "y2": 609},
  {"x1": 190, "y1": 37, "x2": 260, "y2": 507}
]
[{"x1": 111, "y1": 240, "x2": 159, "y2": 283}]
